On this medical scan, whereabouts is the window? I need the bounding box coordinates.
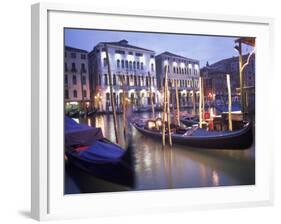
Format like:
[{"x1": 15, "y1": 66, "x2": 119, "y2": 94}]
[
  {"x1": 115, "y1": 50, "x2": 125, "y2": 54},
  {"x1": 83, "y1": 90, "x2": 87, "y2": 98},
  {"x1": 140, "y1": 62, "x2": 144, "y2": 70},
  {"x1": 173, "y1": 67, "x2": 176, "y2": 73},
  {"x1": 146, "y1": 77, "x2": 149, "y2": 86},
  {"x1": 71, "y1": 63, "x2": 76, "y2": 72},
  {"x1": 64, "y1": 63, "x2": 68, "y2": 72},
  {"x1": 81, "y1": 54, "x2": 86, "y2": 59},
  {"x1": 134, "y1": 76, "x2": 137, "y2": 86},
  {"x1": 129, "y1": 61, "x2": 132, "y2": 70},
  {"x1": 125, "y1": 60, "x2": 128, "y2": 68},
  {"x1": 135, "y1": 52, "x2": 143, "y2": 57},
  {"x1": 121, "y1": 60, "x2": 124, "y2": 68},
  {"x1": 82, "y1": 76, "x2": 86, "y2": 85},
  {"x1": 71, "y1": 52, "x2": 76, "y2": 59},
  {"x1": 151, "y1": 63, "x2": 154, "y2": 72},
  {"x1": 73, "y1": 90, "x2": 77, "y2": 98},
  {"x1": 104, "y1": 74, "x2": 108, "y2": 86},
  {"x1": 72, "y1": 75, "x2": 77, "y2": 85},
  {"x1": 81, "y1": 63, "x2": 87, "y2": 73},
  {"x1": 126, "y1": 75, "x2": 130, "y2": 85},
  {"x1": 137, "y1": 62, "x2": 140, "y2": 69},
  {"x1": 150, "y1": 55, "x2": 154, "y2": 58},
  {"x1": 65, "y1": 89, "x2": 69, "y2": 99},
  {"x1": 133, "y1": 61, "x2": 136, "y2": 69},
  {"x1": 64, "y1": 75, "x2": 68, "y2": 84},
  {"x1": 128, "y1": 52, "x2": 133, "y2": 55},
  {"x1": 103, "y1": 58, "x2": 107, "y2": 67},
  {"x1": 117, "y1": 59, "x2": 120, "y2": 68}
]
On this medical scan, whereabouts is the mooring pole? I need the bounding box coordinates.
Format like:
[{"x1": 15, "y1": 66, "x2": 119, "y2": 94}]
[
  {"x1": 226, "y1": 74, "x2": 233, "y2": 131},
  {"x1": 105, "y1": 44, "x2": 119, "y2": 144},
  {"x1": 199, "y1": 77, "x2": 202, "y2": 128},
  {"x1": 175, "y1": 79, "x2": 180, "y2": 126}
]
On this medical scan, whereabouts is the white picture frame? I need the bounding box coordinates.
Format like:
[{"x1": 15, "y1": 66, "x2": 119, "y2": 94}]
[{"x1": 31, "y1": 2, "x2": 274, "y2": 221}]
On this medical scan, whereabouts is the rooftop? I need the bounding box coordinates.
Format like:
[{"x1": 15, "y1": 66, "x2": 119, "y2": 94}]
[
  {"x1": 156, "y1": 51, "x2": 199, "y2": 63},
  {"x1": 65, "y1": 46, "x2": 88, "y2": 53},
  {"x1": 97, "y1": 39, "x2": 155, "y2": 53}
]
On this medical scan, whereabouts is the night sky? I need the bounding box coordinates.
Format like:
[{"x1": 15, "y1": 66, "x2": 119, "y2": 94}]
[{"x1": 65, "y1": 28, "x2": 253, "y2": 67}]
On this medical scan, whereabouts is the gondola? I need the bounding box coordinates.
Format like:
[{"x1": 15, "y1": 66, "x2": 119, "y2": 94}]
[
  {"x1": 132, "y1": 119, "x2": 253, "y2": 149},
  {"x1": 65, "y1": 116, "x2": 134, "y2": 187},
  {"x1": 180, "y1": 116, "x2": 199, "y2": 126}
]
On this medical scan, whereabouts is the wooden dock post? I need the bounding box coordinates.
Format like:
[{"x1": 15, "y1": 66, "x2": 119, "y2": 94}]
[
  {"x1": 150, "y1": 74, "x2": 155, "y2": 118},
  {"x1": 162, "y1": 67, "x2": 167, "y2": 147},
  {"x1": 226, "y1": 74, "x2": 233, "y2": 131},
  {"x1": 105, "y1": 44, "x2": 119, "y2": 144},
  {"x1": 175, "y1": 79, "x2": 180, "y2": 126},
  {"x1": 199, "y1": 77, "x2": 202, "y2": 128}
]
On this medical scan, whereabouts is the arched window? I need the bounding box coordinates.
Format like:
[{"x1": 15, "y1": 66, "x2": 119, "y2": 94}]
[
  {"x1": 121, "y1": 60, "x2": 124, "y2": 68},
  {"x1": 146, "y1": 76, "x2": 149, "y2": 86},
  {"x1": 176, "y1": 67, "x2": 179, "y2": 74},
  {"x1": 73, "y1": 90, "x2": 77, "y2": 98},
  {"x1": 126, "y1": 75, "x2": 130, "y2": 85},
  {"x1": 137, "y1": 62, "x2": 140, "y2": 69},
  {"x1": 140, "y1": 62, "x2": 144, "y2": 70},
  {"x1": 138, "y1": 76, "x2": 141, "y2": 86},
  {"x1": 133, "y1": 61, "x2": 136, "y2": 69},
  {"x1": 64, "y1": 63, "x2": 68, "y2": 72},
  {"x1": 65, "y1": 89, "x2": 69, "y2": 99},
  {"x1": 71, "y1": 63, "x2": 76, "y2": 72},
  {"x1": 151, "y1": 63, "x2": 154, "y2": 72},
  {"x1": 173, "y1": 67, "x2": 176, "y2": 74},
  {"x1": 134, "y1": 76, "x2": 137, "y2": 85},
  {"x1": 83, "y1": 90, "x2": 87, "y2": 98},
  {"x1": 129, "y1": 61, "x2": 132, "y2": 70},
  {"x1": 125, "y1": 60, "x2": 128, "y2": 68},
  {"x1": 117, "y1": 59, "x2": 120, "y2": 68},
  {"x1": 72, "y1": 75, "x2": 77, "y2": 85},
  {"x1": 103, "y1": 58, "x2": 107, "y2": 67}
]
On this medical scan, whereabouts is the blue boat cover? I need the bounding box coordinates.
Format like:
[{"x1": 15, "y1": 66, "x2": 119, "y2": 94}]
[
  {"x1": 64, "y1": 116, "x2": 104, "y2": 148},
  {"x1": 78, "y1": 141, "x2": 124, "y2": 161}
]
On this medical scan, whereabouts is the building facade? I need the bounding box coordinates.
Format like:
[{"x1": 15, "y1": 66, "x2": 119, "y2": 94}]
[
  {"x1": 88, "y1": 40, "x2": 157, "y2": 112},
  {"x1": 64, "y1": 46, "x2": 91, "y2": 111},
  {"x1": 201, "y1": 54, "x2": 255, "y2": 111},
  {"x1": 155, "y1": 51, "x2": 200, "y2": 107}
]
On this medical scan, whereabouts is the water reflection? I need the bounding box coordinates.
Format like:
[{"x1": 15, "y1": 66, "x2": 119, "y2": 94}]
[{"x1": 76, "y1": 111, "x2": 255, "y2": 190}]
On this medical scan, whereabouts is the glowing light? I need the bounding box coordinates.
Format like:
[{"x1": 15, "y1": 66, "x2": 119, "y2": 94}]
[{"x1": 101, "y1": 51, "x2": 106, "y2": 59}]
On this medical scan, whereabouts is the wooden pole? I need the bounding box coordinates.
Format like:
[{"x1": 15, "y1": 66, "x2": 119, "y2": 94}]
[
  {"x1": 175, "y1": 79, "x2": 180, "y2": 126},
  {"x1": 201, "y1": 76, "x2": 205, "y2": 122},
  {"x1": 199, "y1": 77, "x2": 202, "y2": 128},
  {"x1": 237, "y1": 40, "x2": 244, "y2": 118},
  {"x1": 166, "y1": 84, "x2": 172, "y2": 147},
  {"x1": 226, "y1": 74, "x2": 233, "y2": 131},
  {"x1": 150, "y1": 74, "x2": 155, "y2": 118},
  {"x1": 121, "y1": 76, "x2": 127, "y2": 138},
  {"x1": 192, "y1": 78, "x2": 196, "y2": 115},
  {"x1": 80, "y1": 69, "x2": 85, "y2": 113},
  {"x1": 105, "y1": 44, "x2": 119, "y2": 144},
  {"x1": 162, "y1": 65, "x2": 168, "y2": 147}
]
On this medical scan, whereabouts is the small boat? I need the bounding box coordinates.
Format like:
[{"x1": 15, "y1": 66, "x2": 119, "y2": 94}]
[
  {"x1": 215, "y1": 104, "x2": 241, "y2": 113},
  {"x1": 65, "y1": 116, "x2": 134, "y2": 187},
  {"x1": 132, "y1": 119, "x2": 253, "y2": 149},
  {"x1": 87, "y1": 108, "x2": 97, "y2": 117},
  {"x1": 68, "y1": 109, "x2": 79, "y2": 118},
  {"x1": 180, "y1": 116, "x2": 199, "y2": 126}
]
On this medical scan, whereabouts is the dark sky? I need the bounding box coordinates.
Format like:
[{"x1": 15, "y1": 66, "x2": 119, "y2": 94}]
[{"x1": 65, "y1": 28, "x2": 253, "y2": 67}]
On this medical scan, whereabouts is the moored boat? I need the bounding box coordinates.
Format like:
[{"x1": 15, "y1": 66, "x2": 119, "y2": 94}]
[
  {"x1": 132, "y1": 119, "x2": 253, "y2": 149},
  {"x1": 65, "y1": 116, "x2": 134, "y2": 187}
]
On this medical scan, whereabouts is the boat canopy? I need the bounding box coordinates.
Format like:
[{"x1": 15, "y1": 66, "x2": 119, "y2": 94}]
[{"x1": 64, "y1": 116, "x2": 104, "y2": 148}]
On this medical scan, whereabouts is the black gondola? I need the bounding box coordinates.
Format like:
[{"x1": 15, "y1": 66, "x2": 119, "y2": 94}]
[
  {"x1": 65, "y1": 116, "x2": 134, "y2": 187},
  {"x1": 132, "y1": 120, "x2": 253, "y2": 149},
  {"x1": 180, "y1": 116, "x2": 199, "y2": 126}
]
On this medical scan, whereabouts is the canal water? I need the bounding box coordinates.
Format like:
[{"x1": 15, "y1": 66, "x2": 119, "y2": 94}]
[{"x1": 65, "y1": 108, "x2": 255, "y2": 194}]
